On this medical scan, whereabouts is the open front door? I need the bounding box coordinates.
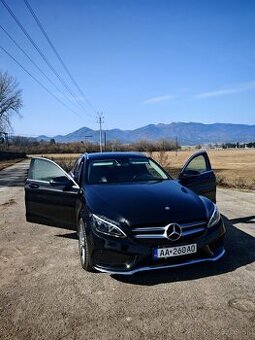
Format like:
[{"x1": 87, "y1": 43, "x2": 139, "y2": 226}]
[
  {"x1": 25, "y1": 158, "x2": 80, "y2": 230},
  {"x1": 178, "y1": 151, "x2": 216, "y2": 202}
]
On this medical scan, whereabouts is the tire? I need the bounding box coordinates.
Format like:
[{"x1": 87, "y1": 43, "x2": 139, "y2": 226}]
[{"x1": 78, "y1": 218, "x2": 94, "y2": 272}]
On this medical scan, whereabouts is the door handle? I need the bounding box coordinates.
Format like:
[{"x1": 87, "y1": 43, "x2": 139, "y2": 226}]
[{"x1": 29, "y1": 183, "x2": 39, "y2": 189}]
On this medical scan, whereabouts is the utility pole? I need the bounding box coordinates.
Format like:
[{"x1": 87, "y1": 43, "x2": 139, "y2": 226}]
[
  {"x1": 84, "y1": 135, "x2": 92, "y2": 142},
  {"x1": 0, "y1": 131, "x2": 8, "y2": 151},
  {"x1": 97, "y1": 112, "x2": 104, "y2": 152},
  {"x1": 80, "y1": 135, "x2": 92, "y2": 145}
]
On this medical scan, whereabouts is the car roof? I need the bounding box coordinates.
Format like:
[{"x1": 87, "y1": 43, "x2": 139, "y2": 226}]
[{"x1": 84, "y1": 152, "x2": 146, "y2": 160}]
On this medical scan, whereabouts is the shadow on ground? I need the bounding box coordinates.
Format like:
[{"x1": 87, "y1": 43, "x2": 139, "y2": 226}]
[
  {"x1": 230, "y1": 215, "x2": 255, "y2": 225},
  {"x1": 111, "y1": 215, "x2": 255, "y2": 285},
  {"x1": 0, "y1": 163, "x2": 29, "y2": 187},
  {"x1": 55, "y1": 232, "x2": 77, "y2": 240}
]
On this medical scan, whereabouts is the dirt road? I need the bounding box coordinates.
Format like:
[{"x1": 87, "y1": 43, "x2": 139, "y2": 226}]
[{"x1": 0, "y1": 160, "x2": 254, "y2": 340}]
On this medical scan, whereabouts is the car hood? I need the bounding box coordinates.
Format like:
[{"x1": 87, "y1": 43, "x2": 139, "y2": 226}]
[{"x1": 85, "y1": 180, "x2": 209, "y2": 226}]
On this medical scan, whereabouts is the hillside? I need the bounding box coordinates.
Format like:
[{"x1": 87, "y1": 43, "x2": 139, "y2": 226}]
[{"x1": 37, "y1": 122, "x2": 255, "y2": 145}]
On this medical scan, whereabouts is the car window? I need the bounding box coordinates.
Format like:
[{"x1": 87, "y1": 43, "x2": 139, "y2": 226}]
[
  {"x1": 71, "y1": 157, "x2": 81, "y2": 175},
  {"x1": 185, "y1": 155, "x2": 208, "y2": 174},
  {"x1": 87, "y1": 157, "x2": 169, "y2": 184},
  {"x1": 28, "y1": 158, "x2": 67, "y2": 182},
  {"x1": 73, "y1": 158, "x2": 84, "y2": 184}
]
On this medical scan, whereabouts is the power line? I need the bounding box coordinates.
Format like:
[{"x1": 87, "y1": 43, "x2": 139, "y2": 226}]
[
  {"x1": 24, "y1": 0, "x2": 98, "y2": 114},
  {"x1": 0, "y1": 45, "x2": 90, "y2": 121},
  {"x1": 0, "y1": 24, "x2": 84, "y2": 114},
  {"x1": 0, "y1": 0, "x2": 93, "y2": 118}
]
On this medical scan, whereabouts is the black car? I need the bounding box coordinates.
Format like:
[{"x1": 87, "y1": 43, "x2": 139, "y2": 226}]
[{"x1": 25, "y1": 151, "x2": 225, "y2": 275}]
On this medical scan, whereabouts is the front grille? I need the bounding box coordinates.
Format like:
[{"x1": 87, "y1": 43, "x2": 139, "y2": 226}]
[{"x1": 131, "y1": 220, "x2": 207, "y2": 243}]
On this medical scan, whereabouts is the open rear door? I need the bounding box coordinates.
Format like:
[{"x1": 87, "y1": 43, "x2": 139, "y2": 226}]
[
  {"x1": 25, "y1": 157, "x2": 80, "y2": 230},
  {"x1": 178, "y1": 151, "x2": 216, "y2": 202}
]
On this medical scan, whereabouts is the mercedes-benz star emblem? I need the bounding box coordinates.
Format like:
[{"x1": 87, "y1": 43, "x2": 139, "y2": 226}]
[{"x1": 166, "y1": 223, "x2": 182, "y2": 241}]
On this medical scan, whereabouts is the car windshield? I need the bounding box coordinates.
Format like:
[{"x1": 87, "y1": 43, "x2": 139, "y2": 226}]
[{"x1": 87, "y1": 157, "x2": 169, "y2": 184}]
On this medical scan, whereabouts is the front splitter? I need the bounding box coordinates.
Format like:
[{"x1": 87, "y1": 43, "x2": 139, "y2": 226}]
[{"x1": 94, "y1": 248, "x2": 225, "y2": 275}]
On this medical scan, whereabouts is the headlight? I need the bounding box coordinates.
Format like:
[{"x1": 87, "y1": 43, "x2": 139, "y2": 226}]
[
  {"x1": 208, "y1": 205, "x2": 221, "y2": 228},
  {"x1": 91, "y1": 214, "x2": 127, "y2": 238}
]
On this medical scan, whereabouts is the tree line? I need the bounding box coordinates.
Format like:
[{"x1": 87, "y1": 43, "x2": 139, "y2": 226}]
[
  {"x1": 5, "y1": 136, "x2": 255, "y2": 154},
  {"x1": 7, "y1": 137, "x2": 180, "y2": 154}
]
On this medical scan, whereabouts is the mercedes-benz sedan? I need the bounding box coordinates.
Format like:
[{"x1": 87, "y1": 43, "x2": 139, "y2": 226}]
[{"x1": 25, "y1": 151, "x2": 225, "y2": 275}]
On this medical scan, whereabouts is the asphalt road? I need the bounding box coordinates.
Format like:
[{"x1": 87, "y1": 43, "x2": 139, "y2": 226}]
[{"x1": 0, "y1": 160, "x2": 254, "y2": 340}]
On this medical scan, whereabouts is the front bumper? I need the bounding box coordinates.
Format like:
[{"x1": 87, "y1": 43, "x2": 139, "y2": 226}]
[
  {"x1": 94, "y1": 247, "x2": 225, "y2": 275},
  {"x1": 88, "y1": 220, "x2": 226, "y2": 275}
]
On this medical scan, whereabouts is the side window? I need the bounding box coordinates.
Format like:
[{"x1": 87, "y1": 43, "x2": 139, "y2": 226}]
[
  {"x1": 28, "y1": 159, "x2": 67, "y2": 182},
  {"x1": 71, "y1": 158, "x2": 81, "y2": 176},
  {"x1": 72, "y1": 158, "x2": 84, "y2": 184},
  {"x1": 184, "y1": 155, "x2": 209, "y2": 176}
]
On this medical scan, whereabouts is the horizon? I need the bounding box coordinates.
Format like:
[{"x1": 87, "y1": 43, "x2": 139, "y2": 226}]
[
  {"x1": 1, "y1": 0, "x2": 255, "y2": 136},
  {"x1": 10, "y1": 120, "x2": 255, "y2": 139}
]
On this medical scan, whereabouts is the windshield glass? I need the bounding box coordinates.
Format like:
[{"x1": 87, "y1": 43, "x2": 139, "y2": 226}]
[{"x1": 87, "y1": 157, "x2": 169, "y2": 184}]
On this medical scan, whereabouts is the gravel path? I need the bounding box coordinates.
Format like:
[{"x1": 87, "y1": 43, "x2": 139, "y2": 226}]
[{"x1": 0, "y1": 160, "x2": 254, "y2": 340}]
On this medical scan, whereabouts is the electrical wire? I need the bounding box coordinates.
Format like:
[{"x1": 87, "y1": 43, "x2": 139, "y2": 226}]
[
  {"x1": 24, "y1": 0, "x2": 98, "y2": 114},
  {"x1": 0, "y1": 24, "x2": 86, "y2": 114},
  {"x1": 0, "y1": 0, "x2": 94, "y2": 118},
  {"x1": 0, "y1": 45, "x2": 94, "y2": 122}
]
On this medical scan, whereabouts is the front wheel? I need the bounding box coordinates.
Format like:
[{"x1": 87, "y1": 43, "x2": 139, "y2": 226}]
[{"x1": 78, "y1": 218, "x2": 94, "y2": 272}]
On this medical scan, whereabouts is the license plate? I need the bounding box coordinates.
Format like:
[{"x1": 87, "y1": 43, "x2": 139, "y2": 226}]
[{"x1": 154, "y1": 244, "x2": 197, "y2": 259}]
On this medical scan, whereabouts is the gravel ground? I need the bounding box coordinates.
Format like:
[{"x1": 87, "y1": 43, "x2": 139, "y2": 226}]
[{"x1": 0, "y1": 160, "x2": 254, "y2": 340}]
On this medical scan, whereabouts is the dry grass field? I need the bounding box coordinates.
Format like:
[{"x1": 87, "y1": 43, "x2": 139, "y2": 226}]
[
  {"x1": 152, "y1": 149, "x2": 255, "y2": 191},
  {"x1": 30, "y1": 149, "x2": 255, "y2": 190}
]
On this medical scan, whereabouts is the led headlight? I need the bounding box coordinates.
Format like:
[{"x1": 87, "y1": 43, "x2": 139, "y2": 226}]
[
  {"x1": 92, "y1": 214, "x2": 127, "y2": 238},
  {"x1": 208, "y1": 204, "x2": 221, "y2": 228}
]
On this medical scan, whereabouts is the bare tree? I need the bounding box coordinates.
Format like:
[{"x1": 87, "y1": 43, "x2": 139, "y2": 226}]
[{"x1": 0, "y1": 71, "x2": 23, "y2": 131}]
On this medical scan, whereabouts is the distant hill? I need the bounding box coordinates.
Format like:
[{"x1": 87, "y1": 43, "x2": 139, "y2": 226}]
[{"x1": 37, "y1": 122, "x2": 255, "y2": 145}]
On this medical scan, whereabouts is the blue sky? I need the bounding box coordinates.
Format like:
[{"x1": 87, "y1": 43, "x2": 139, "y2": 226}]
[{"x1": 1, "y1": 0, "x2": 255, "y2": 136}]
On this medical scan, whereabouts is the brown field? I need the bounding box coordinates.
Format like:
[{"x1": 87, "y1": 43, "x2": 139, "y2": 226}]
[
  {"x1": 153, "y1": 149, "x2": 255, "y2": 191},
  {"x1": 29, "y1": 149, "x2": 255, "y2": 190}
]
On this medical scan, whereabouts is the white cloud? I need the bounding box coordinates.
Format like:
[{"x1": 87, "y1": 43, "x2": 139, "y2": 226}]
[
  {"x1": 143, "y1": 94, "x2": 176, "y2": 104},
  {"x1": 196, "y1": 81, "x2": 255, "y2": 99}
]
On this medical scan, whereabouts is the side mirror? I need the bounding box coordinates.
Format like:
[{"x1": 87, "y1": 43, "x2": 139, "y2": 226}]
[{"x1": 50, "y1": 176, "x2": 73, "y2": 189}]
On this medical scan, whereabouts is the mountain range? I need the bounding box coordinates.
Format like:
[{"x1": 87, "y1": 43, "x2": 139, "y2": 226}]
[{"x1": 37, "y1": 122, "x2": 255, "y2": 145}]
